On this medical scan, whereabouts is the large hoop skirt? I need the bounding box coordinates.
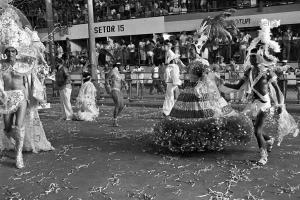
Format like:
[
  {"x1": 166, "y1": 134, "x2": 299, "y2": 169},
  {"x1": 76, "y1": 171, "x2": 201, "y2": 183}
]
[{"x1": 154, "y1": 77, "x2": 254, "y2": 152}]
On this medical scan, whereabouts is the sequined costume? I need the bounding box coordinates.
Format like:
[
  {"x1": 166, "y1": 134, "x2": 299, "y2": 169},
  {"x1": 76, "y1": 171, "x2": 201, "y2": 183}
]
[
  {"x1": 154, "y1": 61, "x2": 253, "y2": 152},
  {"x1": 76, "y1": 81, "x2": 99, "y2": 121},
  {"x1": 0, "y1": 4, "x2": 54, "y2": 163},
  {"x1": 240, "y1": 65, "x2": 299, "y2": 145}
]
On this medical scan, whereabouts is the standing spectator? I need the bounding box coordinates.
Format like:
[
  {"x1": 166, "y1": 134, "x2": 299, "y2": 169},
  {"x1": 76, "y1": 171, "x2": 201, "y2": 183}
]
[
  {"x1": 123, "y1": 65, "x2": 132, "y2": 99},
  {"x1": 174, "y1": 40, "x2": 180, "y2": 56},
  {"x1": 96, "y1": 65, "x2": 105, "y2": 100},
  {"x1": 282, "y1": 27, "x2": 293, "y2": 61},
  {"x1": 218, "y1": 56, "x2": 227, "y2": 71},
  {"x1": 150, "y1": 62, "x2": 163, "y2": 95},
  {"x1": 154, "y1": 41, "x2": 164, "y2": 66},
  {"x1": 128, "y1": 41, "x2": 135, "y2": 66},
  {"x1": 132, "y1": 65, "x2": 144, "y2": 99},
  {"x1": 119, "y1": 3, "x2": 125, "y2": 19},
  {"x1": 139, "y1": 39, "x2": 146, "y2": 65},
  {"x1": 55, "y1": 56, "x2": 73, "y2": 121},
  {"x1": 239, "y1": 32, "x2": 251, "y2": 63},
  {"x1": 146, "y1": 40, "x2": 155, "y2": 66},
  {"x1": 56, "y1": 43, "x2": 64, "y2": 59},
  {"x1": 293, "y1": 32, "x2": 300, "y2": 64},
  {"x1": 121, "y1": 41, "x2": 129, "y2": 67},
  {"x1": 180, "y1": 31, "x2": 188, "y2": 45},
  {"x1": 295, "y1": 65, "x2": 300, "y2": 104},
  {"x1": 66, "y1": 37, "x2": 71, "y2": 58},
  {"x1": 124, "y1": 1, "x2": 130, "y2": 19},
  {"x1": 97, "y1": 43, "x2": 107, "y2": 67}
]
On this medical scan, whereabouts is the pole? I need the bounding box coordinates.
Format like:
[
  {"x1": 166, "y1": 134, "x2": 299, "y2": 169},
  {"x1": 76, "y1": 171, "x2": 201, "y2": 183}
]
[
  {"x1": 87, "y1": 0, "x2": 96, "y2": 66},
  {"x1": 87, "y1": 0, "x2": 97, "y2": 81},
  {"x1": 45, "y1": 0, "x2": 56, "y2": 70}
]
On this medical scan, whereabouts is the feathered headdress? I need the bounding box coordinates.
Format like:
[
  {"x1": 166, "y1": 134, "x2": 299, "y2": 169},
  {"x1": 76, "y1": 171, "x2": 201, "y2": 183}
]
[
  {"x1": 0, "y1": 6, "x2": 34, "y2": 57},
  {"x1": 193, "y1": 9, "x2": 239, "y2": 54},
  {"x1": 246, "y1": 19, "x2": 281, "y2": 66}
]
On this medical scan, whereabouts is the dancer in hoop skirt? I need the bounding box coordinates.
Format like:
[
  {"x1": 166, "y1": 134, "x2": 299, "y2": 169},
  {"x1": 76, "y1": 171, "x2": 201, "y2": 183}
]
[{"x1": 153, "y1": 60, "x2": 253, "y2": 152}]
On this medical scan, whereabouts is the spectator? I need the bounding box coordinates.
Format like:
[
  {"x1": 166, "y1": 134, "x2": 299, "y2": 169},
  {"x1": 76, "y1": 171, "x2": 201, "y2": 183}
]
[
  {"x1": 123, "y1": 65, "x2": 132, "y2": 99},
  {"x1": 66, "y1": 37, "x2": 71, "y2": 58},
  {"x1": 132, "y1": 65, "x2": 144, "y2": 99},
  {"x1": 150, "y1": 62, "x2": 164, "y2": 95},
  {"x1": 282, "y1": 27, "x2": 293, "y2": 61},
  {"x1": 56, "y1": 43, "x2": 64, "y2": 59},
  {"x1": 146, "y1": 40, "x2": 155, "y2": 66},
  {"x1": 139, "y1": 39, "x2": 147, "y2": 65},
  {"x1": 121, "y1": 41, "x2": 129, "y2": 66},
  {"x1": 55, "y1": 56, "x2": 73, "y2": 121},
  {"x1": 128, "y1": 41, "x2": 136, "y2": 66},
  {"x1": 295, "y1": 65, "x2": 300, "y2": 104}
]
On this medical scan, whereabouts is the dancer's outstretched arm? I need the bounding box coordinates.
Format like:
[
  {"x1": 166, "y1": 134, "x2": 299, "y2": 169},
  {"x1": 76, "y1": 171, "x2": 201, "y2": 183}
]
[{"x1": 223, "y1": 68, "x2": 250, "y2": 90}]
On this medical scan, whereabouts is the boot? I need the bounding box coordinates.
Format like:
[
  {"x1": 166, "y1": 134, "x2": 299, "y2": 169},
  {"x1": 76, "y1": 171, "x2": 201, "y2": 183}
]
[
  {"x1": 112, "y1": 118, "x2": 119, "y2": 127},
  {"x1": 266, "y1": 137, "x2": 275, "y2": 153},
  {"x1": 258, "y1": 148, "x2": 268, "y2": 166},
  {"x1": 14, "y1": 127, "x2": 25, "y2": 169}
]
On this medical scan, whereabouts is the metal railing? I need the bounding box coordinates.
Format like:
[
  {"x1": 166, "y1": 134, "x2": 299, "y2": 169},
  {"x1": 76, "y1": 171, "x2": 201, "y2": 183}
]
[{"x1": 46, "y1": 71, "x2": 300, "y2": 104}]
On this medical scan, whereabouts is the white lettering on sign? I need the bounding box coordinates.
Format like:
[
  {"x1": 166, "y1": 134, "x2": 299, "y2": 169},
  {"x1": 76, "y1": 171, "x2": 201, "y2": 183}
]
[
  {"x1": 94, "y1": 25, "x2": 125, "y2": 34},
  {"x1": 235, "y1": 18, "x2": 251, "y2": 25}
]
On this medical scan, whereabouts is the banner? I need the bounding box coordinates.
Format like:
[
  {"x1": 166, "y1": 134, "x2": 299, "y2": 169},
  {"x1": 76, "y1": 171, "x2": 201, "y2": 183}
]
[
  {"x1": 165, "y1": 10, "x2": 300, "y2": 32},
  {"x1": 93, "y1": 17, "x2": 165, "y2": 37}
]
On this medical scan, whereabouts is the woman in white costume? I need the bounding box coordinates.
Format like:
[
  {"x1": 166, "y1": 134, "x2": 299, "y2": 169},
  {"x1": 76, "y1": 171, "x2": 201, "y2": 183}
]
[{"x1": 75, "y1": 71, "x2": 99, "y2": 121}]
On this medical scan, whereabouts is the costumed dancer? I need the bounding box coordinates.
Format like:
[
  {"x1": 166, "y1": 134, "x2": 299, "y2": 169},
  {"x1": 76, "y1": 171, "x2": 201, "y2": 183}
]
[
  {"x1": 75, "y1": 71, "x2": 99, "y2": 121},
  {"x1": 154, "y1": 60, "x2": 253, "y2": 152},
  {"x1": 0, "y1": 5, "x2": 48, "y2": 168},
  {"x1": 162, "y1": 49, "x2": 182, "y2": 116},
  {"x1": 154, "y1": 10, "x2": 253, "y2": 152},
  {"x1": 106, "y1": 62, "x2": 128, "y2": 127},
  {"x1": 221, "y1": 19, "x2": 299, "y2": 165}
]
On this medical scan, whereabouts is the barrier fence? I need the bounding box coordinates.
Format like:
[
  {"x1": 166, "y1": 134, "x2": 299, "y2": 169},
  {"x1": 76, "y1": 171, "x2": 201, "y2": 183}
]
[{"x1": 45, "y1": 71, "x2": 300, "y2": 104}]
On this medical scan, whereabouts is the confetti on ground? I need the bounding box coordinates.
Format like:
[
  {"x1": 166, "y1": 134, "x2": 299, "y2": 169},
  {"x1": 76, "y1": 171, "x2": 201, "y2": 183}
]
[{"x1": 0, "y1": 106, "x2": 299, "y2": 200}]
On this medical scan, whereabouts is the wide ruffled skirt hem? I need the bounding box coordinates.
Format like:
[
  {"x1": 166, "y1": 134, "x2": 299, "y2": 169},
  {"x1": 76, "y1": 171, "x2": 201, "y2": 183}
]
[{"x1": 153, "y1": 113, "x2": 254, "y2": 152}]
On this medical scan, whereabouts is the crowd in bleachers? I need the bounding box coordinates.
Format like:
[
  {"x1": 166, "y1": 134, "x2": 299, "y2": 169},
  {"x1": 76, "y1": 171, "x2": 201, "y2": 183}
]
[
  {"x1": 89, "y1": 27, "x2": 300, "y2": 70},
  {"x1": 46, "y1": 24, "x2": 300, "y2": 75},
  {"x1": 12, "y1": 0, "x2": 299, "y2": 28}
]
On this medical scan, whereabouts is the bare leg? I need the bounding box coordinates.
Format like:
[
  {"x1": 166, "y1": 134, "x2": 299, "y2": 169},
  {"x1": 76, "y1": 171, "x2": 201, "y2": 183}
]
[
  {"x1": 117, "y1": 92, "x2": 124, "y2": 116},
  {"x1": 111, "y1": 90, "x2": 122, "y2": 127},
  {"x1": 13, "y1": 101, "x2": 27, "y2": 169},
  {"x1": 254, "y1": 110, "x2": 268, "y2": 165},
  {"x1": 3, "y1": 113, "x2": 14, "y2": 138}
]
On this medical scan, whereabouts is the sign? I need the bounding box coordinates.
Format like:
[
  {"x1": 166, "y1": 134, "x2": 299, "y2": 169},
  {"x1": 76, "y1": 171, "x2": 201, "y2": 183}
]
[
  {"x1": 94, "y1": 25, "x2": 124, "y2": 34},
  {"x1": 165, "y1": 10, "x2": 300, "y2": 32},
  {"x1": 92, "y1": 17, "x2": 165, "y2": 37},
  {"x1": 50, "y1": 17, "x2": 165, "y2": 40}
]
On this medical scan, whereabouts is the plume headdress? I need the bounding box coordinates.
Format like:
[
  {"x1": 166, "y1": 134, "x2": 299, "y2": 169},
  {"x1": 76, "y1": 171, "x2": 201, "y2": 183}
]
[
  {"x1": 0, "y1": 5, "x2": 34, "y2": 58},
  {"x1": 246, "y1": 19, "x2": 281, "y2": 67},
  {"x1": 0, "y1": 3, "x2": 49, "y2": 75},
  {"x1": 193, "y1": 9, "x2": 239, "y2": 54}
]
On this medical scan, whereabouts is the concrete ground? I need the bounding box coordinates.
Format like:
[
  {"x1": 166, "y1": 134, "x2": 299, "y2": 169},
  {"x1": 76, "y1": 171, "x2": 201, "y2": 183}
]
[{"x1": 0, "y1": 105, "x2": 300, "y2": 200}]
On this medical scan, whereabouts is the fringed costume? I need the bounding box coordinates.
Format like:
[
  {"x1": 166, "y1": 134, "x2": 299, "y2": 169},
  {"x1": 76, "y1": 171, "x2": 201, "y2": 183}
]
[
  {"x1": 76, "y1": 81, "x2": 99, "y2": 121},
  {"x1": 154, "y1": 61, "x2": 253, "y2": 152},
  {"x1": 0, "y1": 4, "x2": 54, "y2": 168}
]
